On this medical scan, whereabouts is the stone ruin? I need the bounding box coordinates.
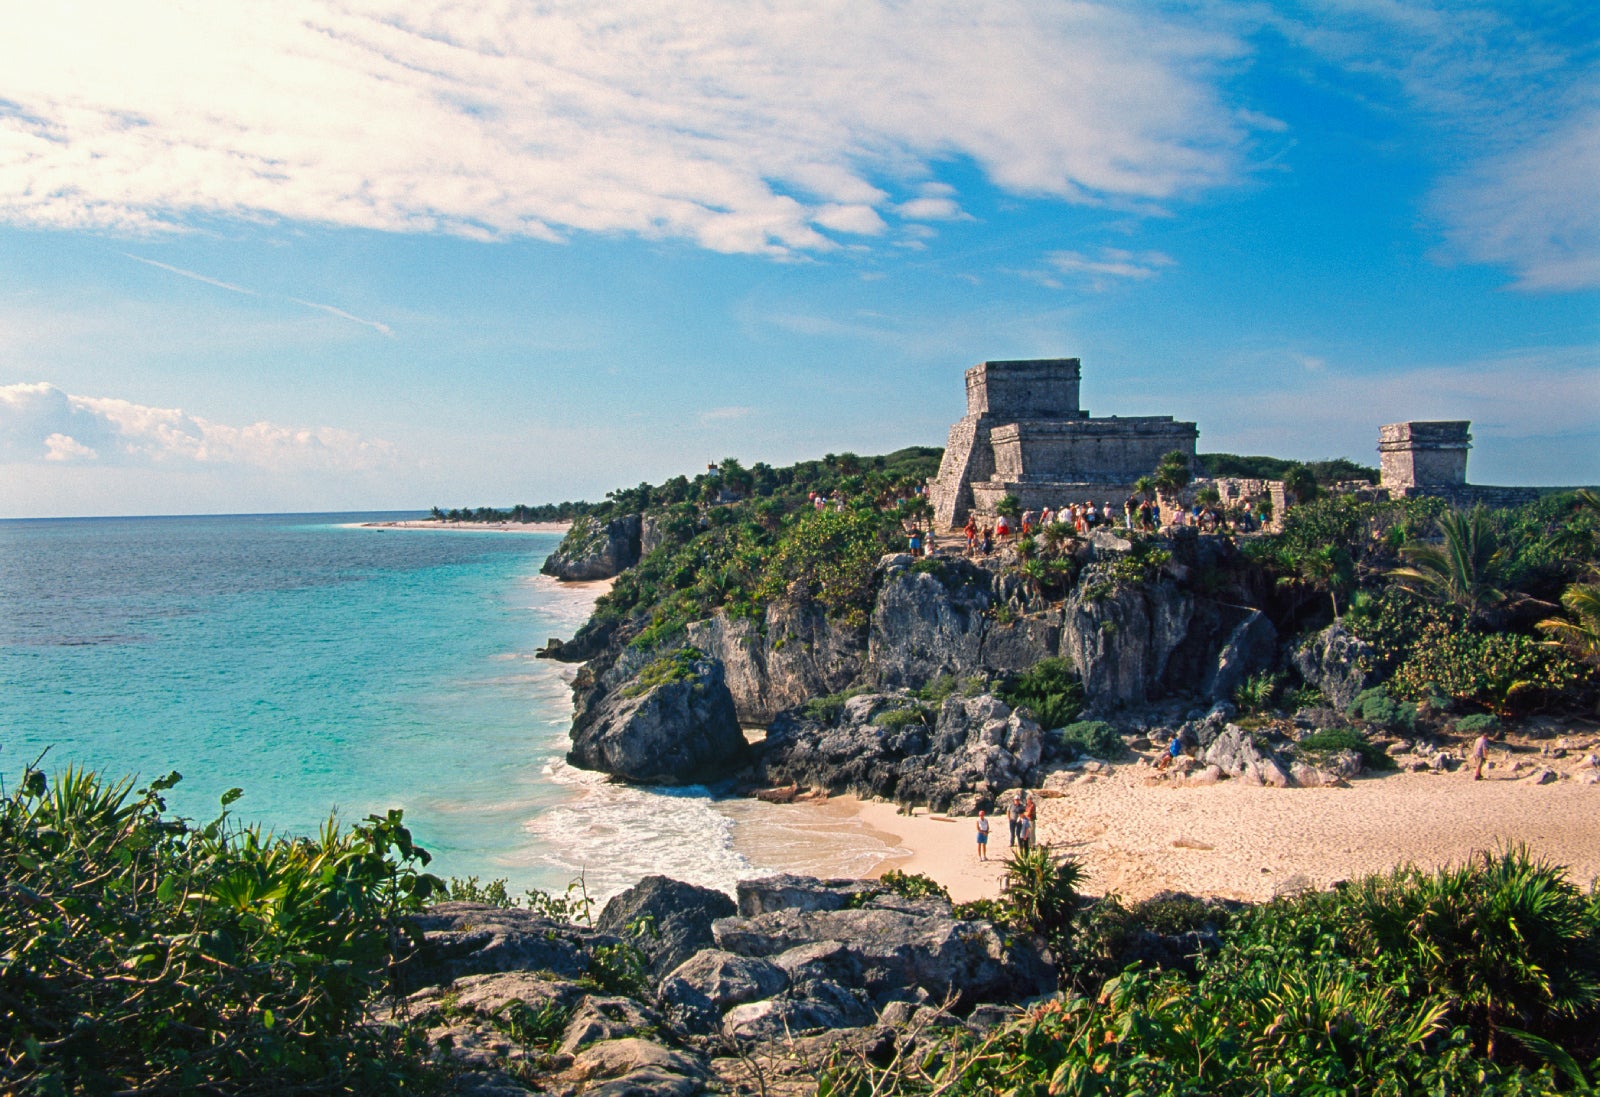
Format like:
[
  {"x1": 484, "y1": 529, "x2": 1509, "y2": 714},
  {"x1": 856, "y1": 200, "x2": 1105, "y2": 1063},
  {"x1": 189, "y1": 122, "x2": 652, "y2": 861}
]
[
  {"x1": 1378, "y1": 420, "x2": 1537, "y2": 508},
  {"x1": 928, "y1": 357, "x2": 1198, "y2": 527}
]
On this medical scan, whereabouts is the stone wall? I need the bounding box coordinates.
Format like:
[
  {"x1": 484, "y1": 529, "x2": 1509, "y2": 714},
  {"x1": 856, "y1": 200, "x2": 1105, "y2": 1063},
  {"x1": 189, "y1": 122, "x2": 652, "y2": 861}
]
[{"x1": 989, "y1": 417, "x2": 1197, "y2": 483}]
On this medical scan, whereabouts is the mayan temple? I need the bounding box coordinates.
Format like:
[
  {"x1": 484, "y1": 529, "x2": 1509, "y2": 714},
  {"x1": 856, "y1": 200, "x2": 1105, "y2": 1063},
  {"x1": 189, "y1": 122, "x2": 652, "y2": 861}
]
[{"x1": 928, "y1": 357, "x2": 1198, "y2": 527}]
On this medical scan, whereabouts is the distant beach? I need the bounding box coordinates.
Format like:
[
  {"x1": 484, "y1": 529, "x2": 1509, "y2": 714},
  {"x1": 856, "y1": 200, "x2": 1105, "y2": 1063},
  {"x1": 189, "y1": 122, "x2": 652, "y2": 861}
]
[{"x1": 359, "y1": 519, "x2": 572, "y2": 533}]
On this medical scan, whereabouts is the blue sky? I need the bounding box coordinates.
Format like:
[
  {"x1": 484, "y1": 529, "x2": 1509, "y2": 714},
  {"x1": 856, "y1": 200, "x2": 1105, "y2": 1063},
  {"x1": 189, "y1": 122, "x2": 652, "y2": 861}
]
[{"x1": 1, "y1": 1, "x2": 1596, "y2": 518}]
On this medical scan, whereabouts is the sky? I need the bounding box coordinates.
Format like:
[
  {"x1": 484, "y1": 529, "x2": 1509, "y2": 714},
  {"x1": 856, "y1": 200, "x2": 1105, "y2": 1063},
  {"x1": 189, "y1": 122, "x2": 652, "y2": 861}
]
[{"x1": 1, "y1": 0, "x2": 1596, "y2": 518}]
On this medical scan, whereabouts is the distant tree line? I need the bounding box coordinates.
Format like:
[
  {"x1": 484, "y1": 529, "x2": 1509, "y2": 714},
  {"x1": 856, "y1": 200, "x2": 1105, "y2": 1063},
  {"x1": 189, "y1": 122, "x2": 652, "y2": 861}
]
[
  {"x1": 1199, "y1": 452, "x2": 1378, "y2": 484},
  {"x1": 429, "y1": 502, "x2": 596, "y2": 523}
]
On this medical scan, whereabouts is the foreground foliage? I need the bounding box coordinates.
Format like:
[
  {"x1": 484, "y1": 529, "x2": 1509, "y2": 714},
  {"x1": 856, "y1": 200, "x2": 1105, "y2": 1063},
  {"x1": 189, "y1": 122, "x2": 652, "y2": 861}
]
[
  {"x1": 0, "y1": 762, "x2": 445, "y2": 1095},
  {"x1": 822, "y1": 846, "x2": 1600, "y2": 1095}
]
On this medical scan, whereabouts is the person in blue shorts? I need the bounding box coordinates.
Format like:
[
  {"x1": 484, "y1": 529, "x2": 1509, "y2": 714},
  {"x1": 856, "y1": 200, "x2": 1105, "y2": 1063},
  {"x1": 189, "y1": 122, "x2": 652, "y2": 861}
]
[{"x1": 975, "y1": 810, "x2": 991, "y2": 860}]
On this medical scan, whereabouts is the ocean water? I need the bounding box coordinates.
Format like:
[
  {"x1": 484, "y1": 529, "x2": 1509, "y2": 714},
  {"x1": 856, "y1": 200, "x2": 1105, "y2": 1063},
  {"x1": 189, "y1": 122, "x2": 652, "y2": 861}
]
[{"x1": 0, "y1": 513, "x2": 899, "y2": 900}]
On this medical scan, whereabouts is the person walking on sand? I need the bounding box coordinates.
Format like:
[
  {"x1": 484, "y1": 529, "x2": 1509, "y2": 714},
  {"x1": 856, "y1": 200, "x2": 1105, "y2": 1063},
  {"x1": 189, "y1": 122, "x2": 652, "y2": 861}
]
[
  {"x1": 1471, "y1": 733, "x2": 1491, "y2": 780},
  {"x1": 976, "y1": 810, "x2": 991, "y2": 860}
]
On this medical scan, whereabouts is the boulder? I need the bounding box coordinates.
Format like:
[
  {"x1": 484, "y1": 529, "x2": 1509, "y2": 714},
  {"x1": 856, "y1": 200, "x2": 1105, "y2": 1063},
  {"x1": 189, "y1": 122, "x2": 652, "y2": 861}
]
[
  {"x1": 559, "y1": 994, "x2": 662, "y2": 1055},
  {"x1": 1292, "y1": 623, "x2": 1374, "y2": 710},
  {"x1": 563, "y1": 1037, "x2": 711, "y2": 1097},
  {"x1": 402, "y1": 902, "x2": 593, "y2": 989},
  {"x1": 1203, "y1": 725, "x2": 1291, "y2": 787},
  {"x1": 736, "y1": 874, "x2": 879, "y2": 916},
  {"x1": 541, "y1": 513, "x2": 643, "y2": 581},
  {"x1": 1527, "y1": 766, "x2": 1560, "y2": 785},
  {"x1": 721, "y1": 980, "x2": 875, "y2": 1041},
  {"x1": 658, "y1": 949, "x2": 789, "y2": 1033},
  {"x1": 568, "y1": 654, "x2": 749, "y2": 785},
  {"x1": 711, "y1": 895, "x2": 1054, "y2": 1009},
  {"x1": 597, "y1": 875, "x2": 736, "y2": 977}
]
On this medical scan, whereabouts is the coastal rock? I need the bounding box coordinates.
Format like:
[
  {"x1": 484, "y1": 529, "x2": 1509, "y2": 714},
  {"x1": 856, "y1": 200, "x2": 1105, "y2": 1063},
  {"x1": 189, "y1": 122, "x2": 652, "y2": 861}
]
[
  {"x1": 1292, "y1": 623, "x2": 1374, "y2": 710},
  {"x1": 1203, "y1": 724, "x2": 1291, "y2": 787},
  {"x1": 560, "y1": 994, "x2": 663, "y2": 1055},
  {"x1": 721, "y1": 980, "x2": 875, "y2": 1041},
  {"x1": 541, "y1": 513, "x2": 643, "y2": 581},
  {"x1": 1203, "y1": 609, "x2": 1278, "y2": 703},
  {"x1": 688, "y1": 602, "x2": 864, "y2": 725},
  {"x1": 1060, "y1": 565, "x2": 1193, "y2": 708},
  {"x1": 597, "y1": 875, "x2": 737, "y2": 977},
  {"x1": 403, "y1": 902, "x2": 594, "y2": 988},
  {"x1": 756, "y1": 691, "x2": 1044, "y2": 811},
  {"x1": 658, "y1": 950, "x2": 789, "y2": 1034},
  {"x1": 736, "y1": 874, "x2": 880, "y2": 916},
  {"x1": 562, "y1": 1037, "x2": 711, "y2": 1097},
  {"x1": 567, "y1": 654, "x2": 750, "y2": 785},
  {"x1": 711, "y1": 888, "x2": 1054, "y2": 1009}
]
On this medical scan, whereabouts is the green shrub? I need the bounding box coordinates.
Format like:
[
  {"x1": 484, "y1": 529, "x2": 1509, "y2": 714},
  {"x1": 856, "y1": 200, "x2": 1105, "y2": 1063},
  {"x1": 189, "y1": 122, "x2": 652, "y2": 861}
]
[
  {"x1": 871, "y1": 705, "x2": 932, "y2": 730},
  {"x1": 801, "y1": 684, "x2": 871, "y2": 725},
  {"x1": 447, "y1": 875, "x2": 519, "y2": 907},
  {"x1": 1390, "y1": 621, "x2": 1585, "y2": 712},
  {"x1": 621, "y1": 646, "x2": 704, "y2": 696},
  {"x1": 998, "y1": 658, "x2": 1084, "y2": 730},
  {"x1": 914, "y1": 674, "x2": 959, "y2": 704},
  {"x1": 878, "y1": 870, "x2": 951, "y2": 903},
  {"x1": 1232, "y1": 670, "x2": 1281, "y2": 714},
  {"x1": 1282, "y1": 683, "x2": 1328, "y2": 711},
  {"x1": 1295, "y1": 726, "x2": 1396, "y2": 771},
  {"x1": 1, "y1": 765, "x2": 444, "y2": 1095},
  {"x1": 1455, "y1": 712, "x2": 1502, "y2": 734},
  {"x1": 1057, "y1": 720, "x2": 1124, "y2": 759},
  {"x1": 1347, "y1": 685, "x2": 1418, "y2": 732}
]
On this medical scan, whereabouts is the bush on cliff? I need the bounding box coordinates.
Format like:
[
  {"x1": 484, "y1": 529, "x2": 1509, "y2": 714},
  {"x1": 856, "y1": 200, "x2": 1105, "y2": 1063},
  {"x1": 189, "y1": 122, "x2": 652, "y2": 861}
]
[
  {"x1": 997, "y1": 657, "x2": 1083, "y2": 731},
  {"x1": 1, "y1": 763, "x2": 444, "y2": 1095}
]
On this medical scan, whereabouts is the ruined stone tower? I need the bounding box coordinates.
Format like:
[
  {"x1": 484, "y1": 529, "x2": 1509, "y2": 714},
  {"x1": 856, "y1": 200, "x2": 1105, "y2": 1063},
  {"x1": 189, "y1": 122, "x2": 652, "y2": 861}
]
[
  {"x1": 1378, "y1": 421, "x2": 1471, "y2": 493},
  {"x1": 929, "y1": 358, "x2": 1198, "y2": 527}
]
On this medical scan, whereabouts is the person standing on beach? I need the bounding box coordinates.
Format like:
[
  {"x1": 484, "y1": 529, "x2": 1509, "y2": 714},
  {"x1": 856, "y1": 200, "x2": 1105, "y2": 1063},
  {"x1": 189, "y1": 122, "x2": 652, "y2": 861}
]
[
  {"x1": 1016, "y1": 814, "x2": 1033, "y2": 855},
  {"x1": 976, "y1": 810, "x2": 991, "y2": 860},
  {"x1": 1006, "y1": 794, "x2": 1023, "y2": 848},
  {"x1": 1471, "y1": 733, "x2": 1491, "y2": 780}
]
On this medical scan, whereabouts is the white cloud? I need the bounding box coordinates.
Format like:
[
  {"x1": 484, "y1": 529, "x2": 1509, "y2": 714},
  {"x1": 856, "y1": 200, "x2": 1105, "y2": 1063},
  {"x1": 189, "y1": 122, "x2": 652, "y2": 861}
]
[
  {"x1": 1433, "y1": 105, "x2": 1600, "y2": 291},
  {"x1": 1255, "y1": 1, "x2": 1600, "y2": 290},
  {"x1": 0, "y1": 1, "x2": 1247, "y2": 256},
  {"x1": 0, "y1": 382, "x2": 397, "y2": 471},
  {"x1": 1044, "y1": 247, "x2": 1176, "y2": 286}
]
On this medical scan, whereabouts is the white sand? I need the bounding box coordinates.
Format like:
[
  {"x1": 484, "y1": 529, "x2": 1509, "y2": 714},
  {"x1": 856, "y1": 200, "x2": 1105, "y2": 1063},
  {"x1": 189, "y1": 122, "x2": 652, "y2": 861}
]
[
  {"x1": 818, "y1": 764, "x2": 1600, "y2": 904},
  {"x1": 359, "y1": 520, "x2": 572, "y2": 533}
]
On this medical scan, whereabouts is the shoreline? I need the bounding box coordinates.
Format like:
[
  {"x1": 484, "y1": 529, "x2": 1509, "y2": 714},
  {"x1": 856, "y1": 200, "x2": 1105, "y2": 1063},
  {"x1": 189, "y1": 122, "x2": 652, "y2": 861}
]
[
  {"x1": 754, "y1": 764, "x2": 1600, "y2": 905},
  {"x1": 359, "y1": 519, "x2": 572, "y2": 533}
]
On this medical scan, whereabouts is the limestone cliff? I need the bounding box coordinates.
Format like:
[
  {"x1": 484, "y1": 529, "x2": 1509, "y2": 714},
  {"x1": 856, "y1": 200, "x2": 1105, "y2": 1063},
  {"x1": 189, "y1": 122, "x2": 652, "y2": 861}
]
[{"x1": 540, "y1": 513, "x2": 642, "y2": 581}]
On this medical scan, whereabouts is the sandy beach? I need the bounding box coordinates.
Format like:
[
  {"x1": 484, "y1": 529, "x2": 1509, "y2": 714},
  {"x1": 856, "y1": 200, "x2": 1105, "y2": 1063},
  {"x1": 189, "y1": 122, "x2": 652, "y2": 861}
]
[
  {"x1": 815, "y1": 762, "x2": 1600, "y2": 904},
  {"x1": 360, "y1": 520, "x2": 572, "y2": 533}
]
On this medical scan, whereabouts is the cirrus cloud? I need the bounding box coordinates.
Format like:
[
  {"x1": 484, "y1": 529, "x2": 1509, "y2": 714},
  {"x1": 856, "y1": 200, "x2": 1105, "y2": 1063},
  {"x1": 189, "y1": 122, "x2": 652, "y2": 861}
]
[
  {"x1": 0, "y1": 1, "x2": 1247, "y2": 256},
  {"x1": 0, "y1": 382, "x2": 397, "y2": 471}
]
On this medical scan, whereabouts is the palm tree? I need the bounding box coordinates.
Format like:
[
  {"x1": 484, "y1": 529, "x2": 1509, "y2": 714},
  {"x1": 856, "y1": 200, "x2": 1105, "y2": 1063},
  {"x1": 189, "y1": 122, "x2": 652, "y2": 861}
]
[
  {"x1": 1152, "y1": 450, "x2": 1192, "y2": 501},
  {"x1": 1538, "y1": 565, "x2": 1600, "y2": 666},
  {"x1": 1390, "y1": 505, "x2": 1510, "y2": 624},
  {"x1": 1277, "y1": 543, "x2": 1355, "y2": 618}
]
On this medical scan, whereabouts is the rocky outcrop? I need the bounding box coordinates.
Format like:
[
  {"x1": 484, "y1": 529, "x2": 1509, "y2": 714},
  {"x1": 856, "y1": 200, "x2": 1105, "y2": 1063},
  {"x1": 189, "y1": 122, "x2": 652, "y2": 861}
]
[
  {"x1": 1203, "y1": 724, "x2": 1292, "y2": 787},
  {"x1": 1060, "y1": 563, "x2": 1193, "y2": 708},
  {"x1": 688, "y1": 602, "x2": 864, "y2": 725},
  {"x1": 567, "y1": 655, "x2": 749, "y2": 784},
  {"x1": 541, "y1": 513, "x2": 643, "y2": 581},
  {"x1": 597, "y1": 875, "x2": 737, "y2": 977},
  {"x1": 757, "y1": 691, "x2": 1046, "y2": 811},
  {"x1": 1293, "y1": 623, "x2": 1374, "y2": 710},
  {"x1": 403, "y1": 874, "x2": 1055, "y2": 1096},
  {"x1": 1203, "y1": 610, "x2": 1278, "y2": 702}
]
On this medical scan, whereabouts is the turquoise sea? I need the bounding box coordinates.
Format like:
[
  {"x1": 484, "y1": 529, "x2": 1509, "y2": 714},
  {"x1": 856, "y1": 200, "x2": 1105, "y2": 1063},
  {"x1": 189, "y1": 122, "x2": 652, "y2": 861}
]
[{"x1": 0, "y1": 513, "x2": 897, "y2": 900}]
